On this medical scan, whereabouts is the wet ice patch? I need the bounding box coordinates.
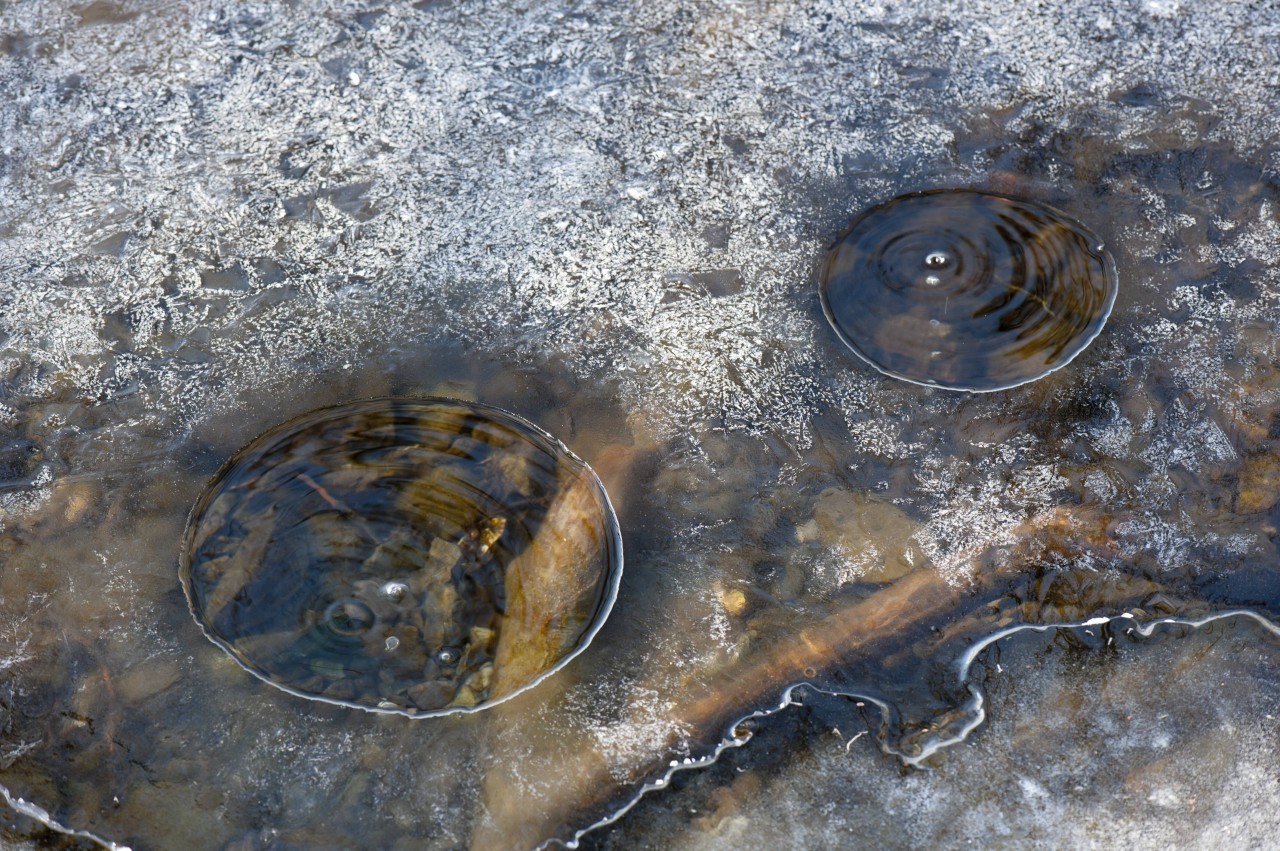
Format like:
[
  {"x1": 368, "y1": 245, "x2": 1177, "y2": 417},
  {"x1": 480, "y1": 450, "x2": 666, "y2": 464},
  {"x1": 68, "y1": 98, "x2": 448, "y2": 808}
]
[
  {"x1": 0, "y1": 466, "x2": 53, "y2": 534},
  {"x1": 1144, "y1": 0, "x2": 1183, "y2": 20},
  {"x1": 588, "y1": 683, "x2": 693, "y2": 782},
  {"x1": 912, "y1": 454, "x2": 1067, "y2": 586},
  {"x1": 1086, "y1": 401, "x2": 1134, "y2": 457},
  {"x1": 0, "y1": 0, "x2": 1276, "y2": 452},
  {"x1": 1138, "y1": 398, "x2": 1236, "y2": 475}
]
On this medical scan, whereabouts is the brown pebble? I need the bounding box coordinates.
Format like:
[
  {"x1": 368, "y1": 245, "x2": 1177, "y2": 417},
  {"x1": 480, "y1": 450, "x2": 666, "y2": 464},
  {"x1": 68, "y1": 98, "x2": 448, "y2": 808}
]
[
  {"x1": 1237, "y1": 453, "x2": 1280, "y2": 513},
  {"x1": 718, "y1": 586, "x2": 748, "y2": 617},
  {"x1": 408, "y1": 680, "x2": 456, "y2": 710}
]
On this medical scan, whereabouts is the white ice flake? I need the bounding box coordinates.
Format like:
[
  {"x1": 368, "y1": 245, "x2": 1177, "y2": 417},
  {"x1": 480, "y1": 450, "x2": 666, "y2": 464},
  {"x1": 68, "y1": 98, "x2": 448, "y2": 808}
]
[
  {"x1": 588, "y1": 684, "x2": 693, "y2": 783},
  {"x1": 1143, "y1": 0, "x2": 1183, "y2": 21},
  {"x1": 1087, "y1": 401, "x2": 1134, "y2": 458}
]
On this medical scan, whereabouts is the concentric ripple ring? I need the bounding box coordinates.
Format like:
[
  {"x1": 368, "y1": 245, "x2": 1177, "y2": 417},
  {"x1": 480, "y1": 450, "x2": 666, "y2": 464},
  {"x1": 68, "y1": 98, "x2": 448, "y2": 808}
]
[
  {"x1": 179, "y1": 397, "x2": 623, "y2": 716},
  {"x1": 819, "y1": 190, "x2": 1118, "y2": 392}
]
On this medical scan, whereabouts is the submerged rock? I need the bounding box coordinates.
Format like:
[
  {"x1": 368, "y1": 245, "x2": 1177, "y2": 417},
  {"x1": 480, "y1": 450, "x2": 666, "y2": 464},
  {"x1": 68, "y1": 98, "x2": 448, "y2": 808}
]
[
  {"x1": 179, "y1": 397, "x2": 622, "y2": 715},
  {"x1": 795, "y1": 488, "x2": 923, "y2": 584}
]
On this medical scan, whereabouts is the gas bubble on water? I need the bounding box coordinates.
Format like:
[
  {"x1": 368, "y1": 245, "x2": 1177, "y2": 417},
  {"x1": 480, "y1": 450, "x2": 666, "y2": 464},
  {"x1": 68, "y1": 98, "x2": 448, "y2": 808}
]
[{"x1": 819, "y1": 190, "x2": 1117, "y2": 392}]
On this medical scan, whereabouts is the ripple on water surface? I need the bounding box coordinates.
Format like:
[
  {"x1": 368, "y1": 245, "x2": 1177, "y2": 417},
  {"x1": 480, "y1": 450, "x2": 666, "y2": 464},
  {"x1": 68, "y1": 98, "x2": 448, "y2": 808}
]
[
  {"x1": 820, "y1": 190, "x2": 1118, "y2": 392},
  {"x1": 179, "y1": 397, "x2": 623, "y2": 715}
]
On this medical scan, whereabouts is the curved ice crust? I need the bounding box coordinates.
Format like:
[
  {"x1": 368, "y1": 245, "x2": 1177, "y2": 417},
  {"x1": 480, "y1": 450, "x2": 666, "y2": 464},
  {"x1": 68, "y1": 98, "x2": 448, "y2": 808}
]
[
  {"x1": 0, "y1": 783, "x2": 132, "y2": 851},
  {"x1": 545, "y1": 608, "x2": 1280, "y2": 850},
  {"x1": 8, "y1": 609, "x2": 1275, "y2": 850}
]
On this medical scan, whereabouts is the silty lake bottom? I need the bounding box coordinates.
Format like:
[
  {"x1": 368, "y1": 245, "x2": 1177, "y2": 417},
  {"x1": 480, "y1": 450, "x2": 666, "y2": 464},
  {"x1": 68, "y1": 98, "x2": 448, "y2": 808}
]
[{"x1": 4, "y1": 0, "x2": 1280, "y2": 848}]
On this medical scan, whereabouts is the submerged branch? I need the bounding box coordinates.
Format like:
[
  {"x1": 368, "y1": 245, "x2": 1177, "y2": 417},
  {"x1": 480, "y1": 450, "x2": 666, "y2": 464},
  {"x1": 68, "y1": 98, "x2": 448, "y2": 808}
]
[
  {"x1": 471, "y1": 506, "x2": 1176, "y2": 850},
  {"x1": 489, "y1": 471, "x2": 611, "y2": 701}
]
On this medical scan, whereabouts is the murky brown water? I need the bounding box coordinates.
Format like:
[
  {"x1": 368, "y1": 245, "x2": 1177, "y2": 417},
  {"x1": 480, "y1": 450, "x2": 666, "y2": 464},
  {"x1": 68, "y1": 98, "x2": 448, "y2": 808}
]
[{"x1": 4, "y1": 1, "x2": 1280, "y2": 849}]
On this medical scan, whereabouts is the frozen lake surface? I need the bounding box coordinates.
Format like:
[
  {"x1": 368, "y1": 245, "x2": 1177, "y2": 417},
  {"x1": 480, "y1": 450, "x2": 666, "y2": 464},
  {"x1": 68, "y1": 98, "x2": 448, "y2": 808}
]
[{"x1": 4, "y1": 0, "x2": 1280, "y2": 847}]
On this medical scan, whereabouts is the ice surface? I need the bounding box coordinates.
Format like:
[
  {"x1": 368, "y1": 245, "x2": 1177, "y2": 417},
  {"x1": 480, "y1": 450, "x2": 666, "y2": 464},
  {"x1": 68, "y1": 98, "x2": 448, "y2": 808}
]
[
  {"x1": 587, "y1": 615, "x2": 1280, "y2": 850},
  {"x1": 4, "y1": 0, "x2": 1280, "y2": 847}
]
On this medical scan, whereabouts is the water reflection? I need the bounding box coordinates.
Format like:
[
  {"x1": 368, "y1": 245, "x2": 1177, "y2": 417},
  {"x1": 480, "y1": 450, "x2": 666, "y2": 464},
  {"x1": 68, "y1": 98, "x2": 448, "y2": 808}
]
[
  {"x1": 820, "y1": 191, "x2": 1118, "y2": 392},
  {"x1": 181, "y1": 398, "x2": 623, "y2": 715}
]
